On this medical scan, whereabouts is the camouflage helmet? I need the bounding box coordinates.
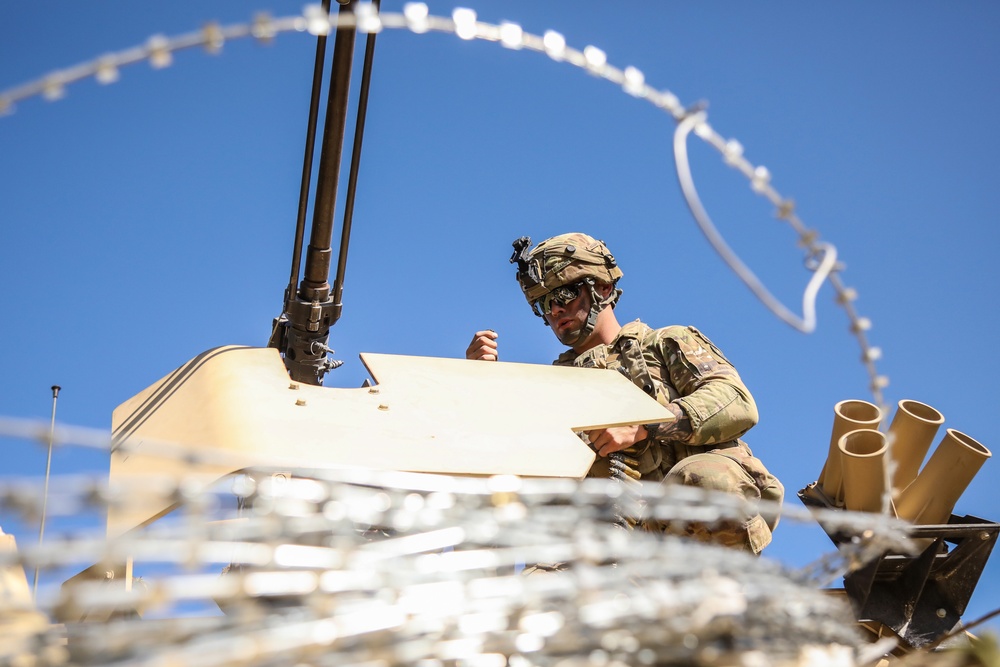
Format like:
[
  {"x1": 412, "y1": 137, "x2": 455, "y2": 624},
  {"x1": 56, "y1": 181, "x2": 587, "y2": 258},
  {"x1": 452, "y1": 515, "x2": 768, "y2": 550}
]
[{"x1": 510, "y1": 233, "x2": 623, "y2": 306}]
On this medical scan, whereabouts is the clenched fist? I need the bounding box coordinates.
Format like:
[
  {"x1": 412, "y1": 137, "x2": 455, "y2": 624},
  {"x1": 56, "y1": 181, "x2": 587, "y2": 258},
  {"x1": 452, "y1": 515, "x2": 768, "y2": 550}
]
[{"x1": 466, "y1": 330, "x2": 499, "y2": 361}]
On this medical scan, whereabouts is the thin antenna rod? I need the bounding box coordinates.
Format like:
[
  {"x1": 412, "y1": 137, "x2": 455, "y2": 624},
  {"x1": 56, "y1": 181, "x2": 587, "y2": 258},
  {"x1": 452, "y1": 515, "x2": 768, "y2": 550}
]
[
  {"x1": 301, "y1": 0, "x2": 358, "y2": 295},
  {"x1": 331, "y1": 0, "x2": 379, "y2": 325},
  {"x1": 285, "y1": 0, "x2": 333, "y2": 312},
  {"x1": 33, "y1": 384, "x2": 60, "y2": 598},
  {"x1": 331, "y1": 0, "x2": 380, "y2": 322}
]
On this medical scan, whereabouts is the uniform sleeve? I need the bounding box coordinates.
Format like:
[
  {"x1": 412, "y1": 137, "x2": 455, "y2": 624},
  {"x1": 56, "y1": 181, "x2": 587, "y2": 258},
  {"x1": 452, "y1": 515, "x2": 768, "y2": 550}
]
[{"x1": 651, "y1": 326, "x2": 757, "y2": 447}]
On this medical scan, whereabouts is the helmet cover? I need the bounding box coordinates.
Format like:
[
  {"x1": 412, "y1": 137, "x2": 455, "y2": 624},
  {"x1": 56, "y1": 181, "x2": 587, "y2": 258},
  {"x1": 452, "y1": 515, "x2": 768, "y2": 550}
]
[{"x1": 510, "y1": 233, "x2": 623, "y2": 306}]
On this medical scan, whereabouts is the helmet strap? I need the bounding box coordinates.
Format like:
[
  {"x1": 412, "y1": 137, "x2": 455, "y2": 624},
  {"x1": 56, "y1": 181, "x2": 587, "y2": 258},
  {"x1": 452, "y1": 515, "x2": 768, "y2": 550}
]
[{"x1": 559, "y1": 279, "x2": 620, "y2": 347}]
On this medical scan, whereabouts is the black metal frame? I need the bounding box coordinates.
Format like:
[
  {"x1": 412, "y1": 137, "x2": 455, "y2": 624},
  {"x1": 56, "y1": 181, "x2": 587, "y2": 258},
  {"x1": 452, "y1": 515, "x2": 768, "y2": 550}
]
[{"x1": 798, "y1": 486, "x2": 998, "y2": 649}]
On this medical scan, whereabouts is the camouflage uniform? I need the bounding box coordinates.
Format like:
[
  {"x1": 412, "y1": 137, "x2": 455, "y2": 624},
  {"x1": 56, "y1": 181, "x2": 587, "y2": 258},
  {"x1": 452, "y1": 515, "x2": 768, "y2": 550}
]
[{"x1": 554, "y1": 320, "x2": 784, "y2": 553}]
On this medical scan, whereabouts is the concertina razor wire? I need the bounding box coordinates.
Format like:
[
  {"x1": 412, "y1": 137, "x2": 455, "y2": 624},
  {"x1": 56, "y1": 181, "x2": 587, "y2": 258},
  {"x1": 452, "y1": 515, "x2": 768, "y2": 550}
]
[
  {"x1": 0, "y1": 415, "x2": 923, "y2": 666},
  {"x1": 0, "y1": 413, "x2": 920, "y2": 590},
  {"x1": 0, "y1": 2, "x2": 888, "y2": 411}
]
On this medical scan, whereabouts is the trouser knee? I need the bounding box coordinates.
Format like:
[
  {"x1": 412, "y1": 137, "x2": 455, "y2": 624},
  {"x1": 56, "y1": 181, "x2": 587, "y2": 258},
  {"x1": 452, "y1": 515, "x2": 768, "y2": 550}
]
[{"x1": 664, "y1": 452, "x2": 774, "y2": 554}]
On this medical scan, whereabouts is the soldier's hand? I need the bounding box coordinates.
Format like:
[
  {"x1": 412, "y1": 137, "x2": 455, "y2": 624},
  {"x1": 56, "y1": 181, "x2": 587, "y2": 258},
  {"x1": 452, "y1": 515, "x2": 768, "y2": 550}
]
[
  {"x1": 587, "y1": 425, "x2": 648, "y2": 458},
  {"x1": 466, "y1": 330, "x2": 499, "y2": 361}
]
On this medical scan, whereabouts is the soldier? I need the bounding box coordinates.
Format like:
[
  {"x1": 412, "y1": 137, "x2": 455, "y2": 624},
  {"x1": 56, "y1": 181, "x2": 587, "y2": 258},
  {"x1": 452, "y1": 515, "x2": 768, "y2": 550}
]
[{"x1": 466, "y1": 233, "x2": 783, "y2": 553}]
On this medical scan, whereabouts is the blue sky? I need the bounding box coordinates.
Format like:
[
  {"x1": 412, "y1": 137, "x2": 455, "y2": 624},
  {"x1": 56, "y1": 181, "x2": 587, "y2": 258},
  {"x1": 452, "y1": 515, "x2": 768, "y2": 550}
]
[{"x1": 2, "y1": 1, "x2": 998, "y2": 637}]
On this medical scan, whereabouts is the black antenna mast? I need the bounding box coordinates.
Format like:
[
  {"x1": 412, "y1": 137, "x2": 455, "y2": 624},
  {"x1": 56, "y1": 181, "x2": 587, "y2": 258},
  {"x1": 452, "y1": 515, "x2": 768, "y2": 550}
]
[{"x1": 270, "y1": 0, "x2": 379, "y2": 385}]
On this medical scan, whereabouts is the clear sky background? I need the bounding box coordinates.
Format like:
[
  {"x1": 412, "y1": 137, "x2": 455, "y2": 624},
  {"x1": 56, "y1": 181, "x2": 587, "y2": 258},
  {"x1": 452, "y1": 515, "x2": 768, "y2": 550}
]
[{"x1": 2, "y1": 0, "x2": 998, "y2": 638}]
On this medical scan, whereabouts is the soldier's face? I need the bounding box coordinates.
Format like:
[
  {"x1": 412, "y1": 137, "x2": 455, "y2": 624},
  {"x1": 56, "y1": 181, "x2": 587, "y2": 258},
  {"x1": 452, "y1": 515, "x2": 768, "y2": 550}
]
[{"x1": 544, "y1": 286, "x2": 591, "y2": 345}]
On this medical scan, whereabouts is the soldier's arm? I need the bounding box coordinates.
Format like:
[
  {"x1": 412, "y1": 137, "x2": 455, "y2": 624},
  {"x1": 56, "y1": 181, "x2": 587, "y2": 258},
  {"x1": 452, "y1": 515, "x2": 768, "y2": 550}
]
[
  {"x1": 642, "y1": 402, "x2": 691, "y2": 443},
  {"x1": 652, "y1": 326, "x2": 757, "y2": 447}
]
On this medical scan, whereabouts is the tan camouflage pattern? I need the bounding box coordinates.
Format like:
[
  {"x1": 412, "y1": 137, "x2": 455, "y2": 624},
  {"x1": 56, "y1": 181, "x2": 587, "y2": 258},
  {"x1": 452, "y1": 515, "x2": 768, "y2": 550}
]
[
  {"x1": 517, "y1": 233, "x2": 623, "y2": 304},
  {"x1": 554, "y1": 320, "x2": 784, "y2": 553}
]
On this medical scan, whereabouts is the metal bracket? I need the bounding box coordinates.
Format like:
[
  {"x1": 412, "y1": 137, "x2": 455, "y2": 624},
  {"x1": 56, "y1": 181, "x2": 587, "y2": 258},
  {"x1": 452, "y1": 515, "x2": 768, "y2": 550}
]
[{"x1": 798, "y1": 486, "x2": 998, "y2": 649}]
